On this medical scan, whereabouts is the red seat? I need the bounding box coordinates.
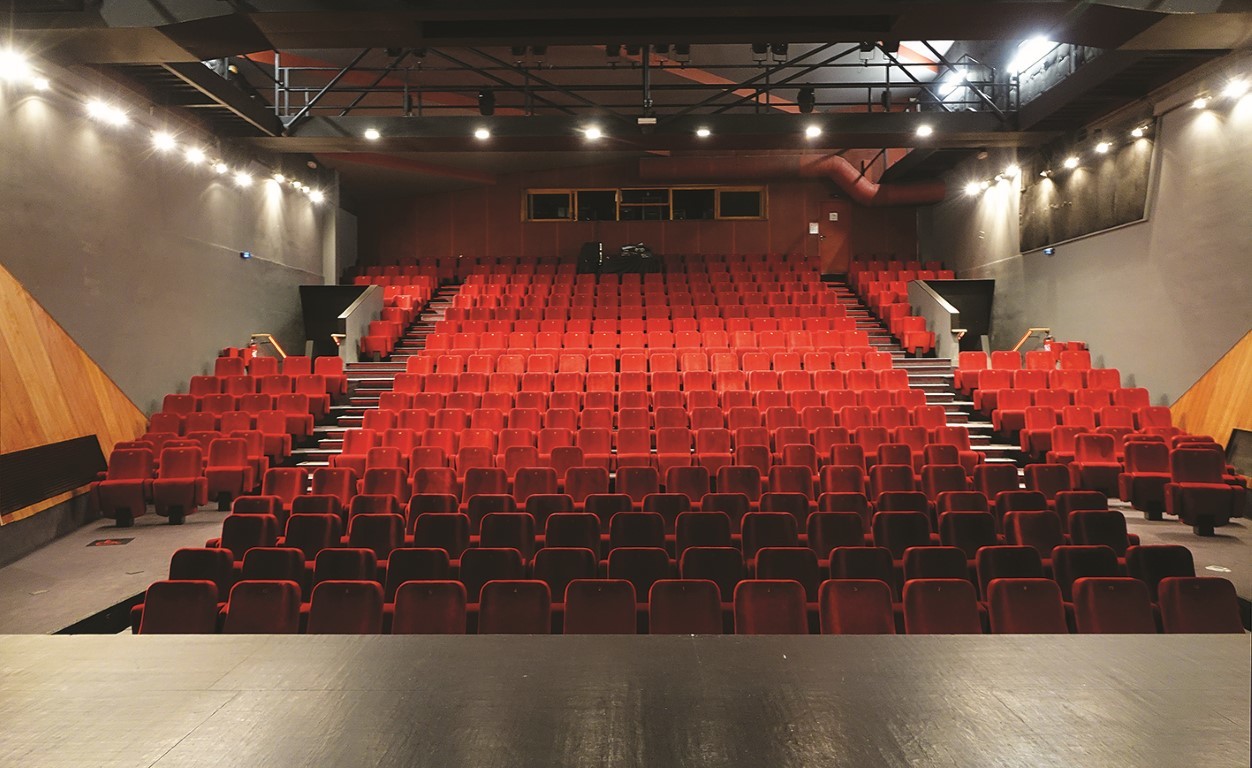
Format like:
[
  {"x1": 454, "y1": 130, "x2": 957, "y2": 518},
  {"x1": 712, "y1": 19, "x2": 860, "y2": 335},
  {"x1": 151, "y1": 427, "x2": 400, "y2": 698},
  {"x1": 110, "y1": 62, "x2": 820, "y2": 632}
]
[
  {"x1": 1158, "y1": 577, "x2": 1244, "y2": 633},
  {"x1": 391, "y1": 581, "x2": 467, "y2": 634},
  {"x1": 137, "y1": 580, "x2": 219, "y2": 634},
  {"x1": 648, "y1": 580, "x2": 723, "y2": 635},
  {"x1": 563, "y1": 579, "x2": 637, "y2": 634},
  {"x1": 478, "y1": 580, "x2": 551, "y2": 634},
  {"x1": 733, "y1": 580, "x2": 808, "y2": 635},
  {"x1": 902, "y1": 579, "x2": 982, "y2": 634},
  {"x1": 307, "y1": 580, "x2": 384, "y2": 634},
  {"x1": 1165, "y1": 448, "x2": 1241, "y2": 536},
  {"x1": 818, "y1": 579, "x2": 895, "y2": 635},
  {"x1": 987, "y1": 578, "x2": 1067, "y2": 634},
  {"x1": 1072, "y1": 578, "x2": 1156, "y2": 634},
  {"x1": 151, "y1": 446, "x2": 208, "y2": 523},
  {"x1": 93, "y1": 448, "x2": 154, "y2": 526}
]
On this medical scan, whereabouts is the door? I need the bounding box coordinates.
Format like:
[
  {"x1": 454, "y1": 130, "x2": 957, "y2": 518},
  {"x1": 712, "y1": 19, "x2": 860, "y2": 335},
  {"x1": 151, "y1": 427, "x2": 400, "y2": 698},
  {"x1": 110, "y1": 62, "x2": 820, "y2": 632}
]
[{"x1": 818, "y1": 199, "x2": 851, "y2": 274}]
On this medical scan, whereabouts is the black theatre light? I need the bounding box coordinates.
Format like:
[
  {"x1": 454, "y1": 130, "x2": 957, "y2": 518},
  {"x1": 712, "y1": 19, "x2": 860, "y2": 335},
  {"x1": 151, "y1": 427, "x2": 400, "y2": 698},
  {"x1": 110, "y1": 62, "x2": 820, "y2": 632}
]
[
  {"x1": 797, "y1": 87, "x2": 815, "y2": 114},
  {"x1": 478, "y1": 90, "x2": 496, "y2": 116}
]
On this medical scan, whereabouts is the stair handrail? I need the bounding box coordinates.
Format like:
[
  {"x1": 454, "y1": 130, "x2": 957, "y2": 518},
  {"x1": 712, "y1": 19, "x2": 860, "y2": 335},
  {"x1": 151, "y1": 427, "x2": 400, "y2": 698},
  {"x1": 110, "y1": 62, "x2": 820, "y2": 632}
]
[
  {"x1": 1010, "y1": 327, "x2": 1052, "y2": 352},
  {"x1": 249, "y1": 333, "x2": 287, "y2": 360}
]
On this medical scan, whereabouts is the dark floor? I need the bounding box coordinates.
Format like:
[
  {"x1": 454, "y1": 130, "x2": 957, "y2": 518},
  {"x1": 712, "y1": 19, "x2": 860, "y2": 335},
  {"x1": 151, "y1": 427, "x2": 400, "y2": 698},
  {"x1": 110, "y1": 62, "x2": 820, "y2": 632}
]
[{"x1": 0, "y1": 634, "x2": 1246, "y2": 767}]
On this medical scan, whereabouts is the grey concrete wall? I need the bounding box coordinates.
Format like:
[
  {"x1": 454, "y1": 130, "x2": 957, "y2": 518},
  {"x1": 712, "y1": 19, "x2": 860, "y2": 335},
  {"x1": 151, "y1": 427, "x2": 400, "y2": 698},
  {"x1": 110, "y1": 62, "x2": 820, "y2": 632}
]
[
  {"x1": 920, "y1": 57, "x2": 1252, "y2": 405},
  {"x1": 0, "y1": 68, "x2": 333, "y2": 414}
]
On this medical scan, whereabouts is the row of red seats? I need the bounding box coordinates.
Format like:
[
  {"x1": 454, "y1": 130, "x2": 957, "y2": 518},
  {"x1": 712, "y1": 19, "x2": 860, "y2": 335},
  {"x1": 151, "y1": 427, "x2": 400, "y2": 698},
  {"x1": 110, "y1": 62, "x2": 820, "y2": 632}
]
[
  {"x1": 955, "y1": 349, "x2": 1096, "y2": 393},
  {"x1": 136, "y1": 544, "x2": 1241, "y2": 634},
  {"x1": 359, "y1": 390, "x2": 933, "y2": 426},
  {"x1": 1020, "y1": 406, "x2": 1175, "y2": 458},
  {"x1": 421, "y1": 334, "x2": 884, "y2": 358},
  {"x1": 135, "y1": 574, "x2": 1242, "y2": 635},
  {"x1": 152, "y1": 399, "x2": 314, "y2": 440},
  {"x1": 989, "y1": 390, "x2": 1156, "y2": 435},
  {"x1": 404, "y1": 350, "x2": 896, "y2": 376},
  {"x1": 432, "y1": 316, "x2": 861, "y2": 335}
]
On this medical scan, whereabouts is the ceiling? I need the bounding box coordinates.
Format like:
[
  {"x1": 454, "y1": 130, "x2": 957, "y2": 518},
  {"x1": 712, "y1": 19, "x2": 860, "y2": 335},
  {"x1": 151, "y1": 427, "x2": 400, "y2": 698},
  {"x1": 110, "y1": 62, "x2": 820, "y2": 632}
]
[{"x1": 12, "y1": 1, "x2": 1249, "y2": 199}]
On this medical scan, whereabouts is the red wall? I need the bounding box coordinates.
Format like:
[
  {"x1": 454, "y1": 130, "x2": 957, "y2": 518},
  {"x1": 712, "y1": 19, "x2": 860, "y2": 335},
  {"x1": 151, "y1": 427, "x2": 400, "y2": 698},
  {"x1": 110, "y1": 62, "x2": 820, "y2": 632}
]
[{"x1": 357, "y1": 160, "x2": 919, "y2": 273}]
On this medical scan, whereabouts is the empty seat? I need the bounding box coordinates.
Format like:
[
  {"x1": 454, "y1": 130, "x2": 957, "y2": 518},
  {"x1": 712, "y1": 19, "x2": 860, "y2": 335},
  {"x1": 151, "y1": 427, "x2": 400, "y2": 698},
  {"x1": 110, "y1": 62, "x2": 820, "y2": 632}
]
[
  {"x1": 902, "y1": 546, "x2": 968, "y2": 582},
  {"x1": 806, "y1": 512, "x2": 866, "y2": 562},
  {"x1": 460, "y1": 547, "x2": 527, "y2": 602},
  {"x1": 648, "y1": 580, "x2": 723, "y2": 635},
  {"x1": 307, "y1": 580, "x2": 384, "y2": 634},
  {"x1": 1166, "y1": 449, "x2": 1242, "y2": 536},
  {"x1": 871, "y1": 511, "x2": 932, "y2": 561},
  {"x1": 222, "y1": 580, "x2": 301, "y2": 634},
  {"x1": 383, "y1": 548, "x2": 451, "y2": 601},
  {"x1": 563, "y1": 579, "x2": 637, "y2": 634},
  {"x1": 391, "y1": 581, "x2": 467, "y2": 634},
  {"x1": 478, "y1": 580, "x2": 551, "y2": 634},
  {"x1": 902, "y1": 579, "x2": 982, "y2": 635},
  {"x1": 818, "y1": 579, "x2": 895, "y2": 635},
  {"x1": 987, "y1": 578, "x2": 1067, "y2": 634},
  {"x1": 733, "y1": 580, "x2": 808, "y2": 635},
  {"x1": 1126, "y1": 545, "x2": 1195, "y2": 601},
  {"x1": 1158, "y1": 577, "x2": 1244, "y2": 633},
  {"x1": 532, "y1": 547, "x2": 598, "y2": 606},
  {"x1": 608, "y1": 547, "x2": 673, "y2": 605},
  {"x1": 1072, "y1": 578, "x2": 1156, "y2": 634},
  {"x1": 137, "y1": 580, "x2": 219, "y2": 634},
  {"x1": 975, "y1": 546, "x2": 1044, "y2": 599}
]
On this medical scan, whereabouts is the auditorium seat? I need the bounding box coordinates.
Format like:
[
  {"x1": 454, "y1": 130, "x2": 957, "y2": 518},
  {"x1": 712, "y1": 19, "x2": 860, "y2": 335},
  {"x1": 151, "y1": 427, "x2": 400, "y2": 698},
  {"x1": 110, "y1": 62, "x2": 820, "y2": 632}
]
[
  {"x1": 137, "y1": 580, "x2": 219, "y2": 634},
  {"x1": 734, "y1": 580, "x2": 808, "y2": 635},
  {"x1": 818, "y1": 579, "x2": 895, "y2": 635},
  {"x1": 478, "y1": 580, "x2": 552, "y2": 634},
  {"x1": 902, "y1": 579, "x2": 982, "y2": 634},
  {"x1": 307, "y1": 580, "x2": 384, "y2": 634},
  {"x1": 382, "y1": 548, "x2": 451, "y2": 601},
  {"x1": 987, "y1": 578, "x2": 1067, "y2": 634},
  {"x1": 649, "y1": 580, "x2": 723, "y2": 635},
  {"x1": 222, "y1": 580, "x2": 301, "y2": 634},
  {"x1": 1072, "y1": 578, "x2": 1156, "y2": 634},
  {"x1": 411, "y1": 513, "x2": 471, "y2": 558},
  {"x1": 1157, "y1": 577, "x2": 1244, "y2": 633},
  {"x1": 460, "y1": 548, "x2": 526, "y2": 602},
  {"x1": 93, "y1": 447, "x2": 154, "y2": 526},
  {"x1": 1126, "y1": 545, "x2": 1195, "y2": 601},
  {"x1": 1165, "y1": 448, "x2": 1241, "y2": 535},
  {"x1": 976, "y1": 546, "x2": 1044, "y2": 599},
  {"x1": 391, "y1": 581, "x2": 467, "y2": 634},
  {"x1": 564, "y1": 579, "x2": 637, "y2": 634}
]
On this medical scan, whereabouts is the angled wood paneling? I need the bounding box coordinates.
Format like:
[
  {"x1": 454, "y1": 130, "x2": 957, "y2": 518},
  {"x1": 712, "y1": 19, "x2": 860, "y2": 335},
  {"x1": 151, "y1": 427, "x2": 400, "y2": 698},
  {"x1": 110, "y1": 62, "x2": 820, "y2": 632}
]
[
  {"x1": 1170, "y1": 330, "x2": 1252, "y2": 447},
  {"x1": 0, "y1": 262, "x2": 146, "y2": 522}
]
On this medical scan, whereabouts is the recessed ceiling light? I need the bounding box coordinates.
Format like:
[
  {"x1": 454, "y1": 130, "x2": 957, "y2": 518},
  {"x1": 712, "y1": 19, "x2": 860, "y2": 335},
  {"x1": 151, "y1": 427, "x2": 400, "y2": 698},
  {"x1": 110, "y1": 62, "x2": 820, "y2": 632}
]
[
  {"x1": 363, "y1": 127, "x2": 381, "y2": 141},
  {"x1": 1130, "y1": 126, "x2": 1145, "y2": 138},
  {"x1": 272, "y1": 173, "x2": 286, "y2": 184},
  {"x1": 1222, "y1": 79, "x2": 1248, "y2": 99},
  {"x1": 86, "y1": 99, "x2": 128, "y2": 126},
  {"x1": 213, "y1": 161, "x2": 229, "y2": 175},
  {"x1": 31, "y1": 76, "x2": 50, "y2": 91},
  {"x1": 915, "y1": 124, "x2": 934, "y2": 137},
  {"x1": 185, "y1": 147, "x2": 206, "y2": 164},
  {"x1": 309, "y1": 190, "x2": 325, "y2": 204},
  {"x1": 234, "y1": 171, "x2": 253, "y2": 187},
  {"x1": 964, "y1": 181, "x2": 981, "y2": 196},
  {"x1": 152, "y1": 131, "x2": 176, "y2": 151},
  {"x1": 1063, "y1": 155, "x2": 1080, "y2": 170},
  {"x1": 474, "y1": 127, "x2": 491, "y2": 140},
  {"x1": 1191, "y1": 96, "x2": 1209, "y2": 109},
  {"x1": 0, "y1": 49, "x2": 33, "y2": 83},
  {"x1": 696, "y1": 127, "x2": 711, "y2": 138},
  {"x1": 1094, "y1": 141, "x2": 1111, "y2": 154},
  {"x1": 584, "y1": 126, "x2": 603, "y2": 140},
  {"x1": 804, "y1": 124, "x2": 822, "y2": 139},
  {"x1": 1004, "y1": 164, "x2": 1020, "y2": 178}
]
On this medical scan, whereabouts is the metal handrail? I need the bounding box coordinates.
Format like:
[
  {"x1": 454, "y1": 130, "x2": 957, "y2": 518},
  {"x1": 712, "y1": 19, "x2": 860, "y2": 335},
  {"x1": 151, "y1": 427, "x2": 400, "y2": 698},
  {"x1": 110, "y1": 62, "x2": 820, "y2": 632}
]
[
  {"x1": 249, "y1": 333, "x2": 288, "y2": 359},
  {"x1": 1011, "y1": 327, "x2": 1052, "y2": 352}
]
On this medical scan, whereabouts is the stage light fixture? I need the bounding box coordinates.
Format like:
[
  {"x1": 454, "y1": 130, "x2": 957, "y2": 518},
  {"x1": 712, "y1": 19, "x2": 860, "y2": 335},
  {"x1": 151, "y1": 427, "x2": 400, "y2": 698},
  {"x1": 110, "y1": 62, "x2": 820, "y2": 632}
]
[
  {"x1": 915, "y1": 124, "x2": 933, "y2": 137},
  {"x1": 474, "y1": 127, "x2": 491, "y2": 140},
  {"x1": 185, "y1": 147, "x2": 206, "y2": 164},
  {"x1": 1191, "y1": 96, "x2": 1209, "y2": 109},
  {"x1": 797, "y1": 87, "x2": 816, "y2": 114},
  {"x1": 584, "y1": 126, "x2": 603, "y2": 140},
  {"x1": 1094, "y1": 141, "x2": 1110, "y2": 154},
  {"x1": 964, "y1": 181, "x2": 981, "y2": 196},
  {"x1": 152, "y1": 131, "x2": 176, "y2": 151},
  {"x1": 363, "y1": 127, "x2": 381, "y2": 141},
  {"x1": 804, "y1": 124, "x2": 822, "y2": 139},
  {"x1": 1130, "y1": 126, "x2": 1145, "y2": 138},
  {"x1": 1004, "y1": 164, "x2": 1020, "y2": 178},
  {"x1": 309, "y1": 190, "x2": 325, "y2": 204},
  {"x1": 478, "y1": 90, "x2": 496, "y2": 116},
  {"x1": 1223, "y1": 79, "x2": 1248, "y2": 99},
  {"x1": 1063, "y1": 155, "x2": 1079, "y2": 170},
  {"x1": 213, "y1": 161, "x2": 229, "y2": 174},
  {"x1": 696, "y1": 127, "x2": 711, "y2": 138},
  {"x1": 234, "y1": 171, "x2": 253, "y2": 187}
]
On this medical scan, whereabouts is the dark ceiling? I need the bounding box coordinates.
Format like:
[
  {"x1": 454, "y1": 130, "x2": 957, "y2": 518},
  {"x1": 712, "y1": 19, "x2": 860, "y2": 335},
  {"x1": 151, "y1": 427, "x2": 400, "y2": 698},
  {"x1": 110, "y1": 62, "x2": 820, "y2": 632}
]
[{"x1": 11, "y1": 1, "x2": 1248, "y2": 197}]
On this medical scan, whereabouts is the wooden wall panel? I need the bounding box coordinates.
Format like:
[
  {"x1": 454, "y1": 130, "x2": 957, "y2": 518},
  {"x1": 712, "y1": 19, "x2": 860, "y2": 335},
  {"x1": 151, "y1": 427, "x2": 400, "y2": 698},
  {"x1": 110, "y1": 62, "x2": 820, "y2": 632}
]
[
  {"x1": 0, "y1": 262, "x2": 145, "y2": 521},
  {"x1": 357, "y1": 160, "x2": 919, "y2": 268},
  {"x1": 1170, "y1": 330, "x2": 1252, "y2": 447}
]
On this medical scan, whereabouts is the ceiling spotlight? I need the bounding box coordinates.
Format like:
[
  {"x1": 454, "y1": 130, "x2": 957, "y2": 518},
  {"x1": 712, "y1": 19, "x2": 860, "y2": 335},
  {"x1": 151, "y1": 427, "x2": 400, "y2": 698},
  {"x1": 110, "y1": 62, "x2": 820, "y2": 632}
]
[
  {"x1": 213, "y1": 161, "x2": 229, "y2": 175},
  {"x1": 980, "y1": 180, "x2": 990, "y2": 190},
  {"x1": 605, "y1": 44, "x2": 622, "y2": 60},
  {"x1": 309, "y1": 190, "x2": 325, "y2": 204},
  {"x1": 1063, "y1": 155, "x2": 1080, "y2": 170},
  {"x1": 86, "y1": 99, "x2": 128, "y2": 126},
  {"x1": 1039, "y1": 169, "x2": 1052, "y2": 178},
  {"x1": 1131, "y1": 125, "x2": 1147, "y2": 138},
  {"x1": 32, "y1": 76, "x2": 50, "y2": 91},
  {"x1": 185, "y1": 147, "x2": 206, "y2": 164},
  {"x1": 1191, "y1": 96, "x2": 1209, "y2": 109},
  {"x1": 1094, "y1": 141, "x2": 1111, "y2": 154},
  {"x1": 234, "y1": 171, "x2": 253, "y2": 187},
  {"x1": 272, "y1": 173, "x2": 286, "y2": 183},
  {"x1": 804, "y1": 124, "x2": 822, "y2": 139},
  {"x1": 584, "y1": 126, "x2": 603, "y2": 140},
  {"x1": 151, "y1": 131, "x2": 177, "y2": 151},
  {"x1": 964, "y1": 181, "x2": 981, "y2": 196},
  {"x1": 770, "y1": 43, "x2": 789, "y2": 59},
  {"x1": 695, "y1": 127, "x2": 711, "y2": 138},
  {"x1": 751, "y1": 43, "x2": 769, "y2": 62},
  {"x1": 474, "y1": 127, "x2": 491, "y2": 140},
  {"x1": 1004, "y1": 164, "x2": 1020, "y2": 178},
  {"x1": 0, "y1": 49, "x2": 33, "y2": 83},
  {"x1": 1222, "y1": 79, "x2": 1248, "y2": 99},
  {"x1": 915, "y1": 124, "x2": 934, "y2": 138},
  {"x1": 797, "y1": 86, "x2": 816, "y2": 114},
  {"x1": 363, "y1": 127, "x2": 381, "y2": 141}
]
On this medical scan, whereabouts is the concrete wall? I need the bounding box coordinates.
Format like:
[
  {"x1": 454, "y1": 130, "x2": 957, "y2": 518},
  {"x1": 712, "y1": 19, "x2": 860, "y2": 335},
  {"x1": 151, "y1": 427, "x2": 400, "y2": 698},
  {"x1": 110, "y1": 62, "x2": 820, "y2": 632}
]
[
  {"x1": 920, "y1": 56, "x2": 1252, "y2": 405},
  {"x1": 0, "y1": 66, "x2": 334, "y2": 414}
]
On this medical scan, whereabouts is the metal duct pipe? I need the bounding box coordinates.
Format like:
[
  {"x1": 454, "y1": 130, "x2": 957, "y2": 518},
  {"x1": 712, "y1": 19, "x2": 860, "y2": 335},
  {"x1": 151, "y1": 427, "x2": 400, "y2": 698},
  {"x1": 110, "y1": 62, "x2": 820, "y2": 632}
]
[{"x1": 638, "y1": 154, "x2": 946, "y2": 206}]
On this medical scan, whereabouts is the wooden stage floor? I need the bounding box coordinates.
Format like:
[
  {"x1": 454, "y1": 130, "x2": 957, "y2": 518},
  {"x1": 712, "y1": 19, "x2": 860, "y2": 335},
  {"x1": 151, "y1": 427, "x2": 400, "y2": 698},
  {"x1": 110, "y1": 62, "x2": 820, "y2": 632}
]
[{"x1": 0, "y1": 634, "x2": 1246, "y2": 767}]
